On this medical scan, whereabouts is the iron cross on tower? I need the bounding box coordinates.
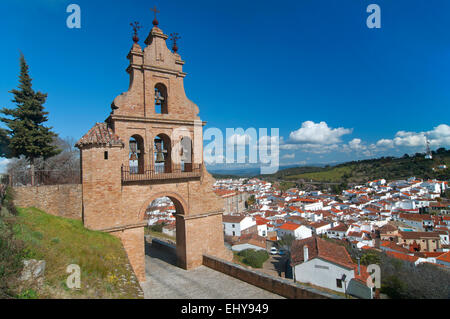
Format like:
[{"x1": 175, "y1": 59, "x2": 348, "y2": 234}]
[
  {"x1": 170, "y1": 33, "x2": 181, "y2": 53},
  {"x1": 151, "y1": 6, "x2": 160, "y2": 26},
  {"x1": 130, "y1": 21, "x2": 141, "y2": 43}
]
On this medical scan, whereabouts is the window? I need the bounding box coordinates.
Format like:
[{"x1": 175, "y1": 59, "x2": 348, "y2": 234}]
[
  {"x1": 232, "y1": 224, "x2": 235, "y2": 228},
  {"x1": 336, "y1": 279, "x2": 343, "y2": 288},
  {"x1": 104, "y1": 151, "x2": 108, "y2": 160}
]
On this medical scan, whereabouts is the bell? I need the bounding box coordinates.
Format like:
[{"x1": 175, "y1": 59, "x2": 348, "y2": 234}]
[
  {"x1": 129, "y1": 140, "x2": 138, "y2": 153},
  {"x1": 155, "y1": 138, "x2": 167, "y2": 164},
  {"x1": 130, "y1": 153, "x2": 138, "y2": 161},
  {"x1": 155, "y1": 89, "x2": 165, "y2": 106},
  {"x1": 155, "y1": 151, "x2": 165, "y2": 163}
]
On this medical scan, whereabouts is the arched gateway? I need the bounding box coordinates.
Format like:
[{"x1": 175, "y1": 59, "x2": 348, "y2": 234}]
[{"x1": 75, "y1": 17, "x2": 231, "y2": 282}]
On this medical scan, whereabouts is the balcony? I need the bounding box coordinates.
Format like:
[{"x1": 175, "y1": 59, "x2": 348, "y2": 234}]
[{"x1": 121, "y1": 163, "x2": 202, "y2": 183}]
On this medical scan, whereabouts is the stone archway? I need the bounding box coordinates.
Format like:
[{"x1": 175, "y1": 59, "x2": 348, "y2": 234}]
[{"x1": 139, "y1": 191, "x2": 190, "y2": 269}]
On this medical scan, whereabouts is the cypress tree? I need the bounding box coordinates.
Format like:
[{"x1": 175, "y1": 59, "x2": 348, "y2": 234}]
[{"x1": 1, "y1": 54, "x2": 60, "y2": 185}]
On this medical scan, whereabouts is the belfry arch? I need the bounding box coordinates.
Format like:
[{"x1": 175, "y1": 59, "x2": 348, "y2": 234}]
[{"x1": 75, "y1": 16, "x2": 231, "y2": 282}]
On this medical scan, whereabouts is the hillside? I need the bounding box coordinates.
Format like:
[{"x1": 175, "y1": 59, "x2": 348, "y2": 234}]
[
  {"x1": 3, "y1": 207, "x2": 143, "y2": 299},
  {"x1": 260, "y1": 148, "x2": 450, "y2": 183}
]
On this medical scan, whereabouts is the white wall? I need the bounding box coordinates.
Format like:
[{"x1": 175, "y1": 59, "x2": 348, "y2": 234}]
[
  {"x1": 223, "y1": 217, "x2": 256, "y2": 236},
  {"x1": 294, "y1": 258, "x2": 355, "y2": 294}
]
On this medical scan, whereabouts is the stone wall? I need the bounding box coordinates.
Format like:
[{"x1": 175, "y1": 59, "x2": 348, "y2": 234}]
[
  {"x1": 13, "y1": 184, "x2": 82, "y2": 220},
  {"x1": 203, "y1": 255, "x2": 337, "y2": 299}
]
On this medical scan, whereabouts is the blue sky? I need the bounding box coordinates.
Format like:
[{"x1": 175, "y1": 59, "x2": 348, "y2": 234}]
[{"x1": 0, "y1": 0, "x2": 449, "y2": 172}]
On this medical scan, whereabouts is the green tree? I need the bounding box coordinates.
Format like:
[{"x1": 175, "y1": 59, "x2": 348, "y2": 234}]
[
  {"x1": 360, "y1": 251, "x2": 381, "y2": 266},
  {"x1": 277, "y1": 234, "x2": 295, "y2": 254},
  {"x1": 0, "y1": 128, "x2": 11, "y2": 158},
  {"x1": 1, "y1": 54, "x2": 60, "y2": 185},
  {"x1": 246, "y1": 195, "x2": 256, "y2": 207}
]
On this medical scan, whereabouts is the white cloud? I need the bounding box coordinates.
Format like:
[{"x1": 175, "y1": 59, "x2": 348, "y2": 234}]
[
  {"x1": 288, "y1": 121, "x2": 352, "y2": 145},
  {"x1": 376, "y1": 139, "x2": 394, "y2": 148},
  {"x1": 348, "y1": 138, "x2": 364, "y2": 150},
  {"x1": 375, "y1": 124, "x2": 450, "y2": 149},
  {"x1": 282, "y1": 153, "x2": 295, "y2": 159}
]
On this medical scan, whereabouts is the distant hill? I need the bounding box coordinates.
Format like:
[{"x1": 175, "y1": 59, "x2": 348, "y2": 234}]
[
  {"x1": 208, "y1": 164, "x2": 324, "y2": 179},
  {"x1": 259, "y1": 148, "x2": 450, "y2": 183}
]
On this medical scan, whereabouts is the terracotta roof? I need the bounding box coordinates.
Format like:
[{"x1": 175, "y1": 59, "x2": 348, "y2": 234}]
[
  {"x1": 310, "y1": 221, "x2": 330, "y2": 229},
  {"x1": 222, "y1": 215, "x2": 247, "y2": 223},
  {"x1": 76, "y1": 122, "x2": 123, "y2": 148},
  {"x1": 279, "y1": 222, "x2": 301, "y2": 231},
  {"x1": 235, "y1": 233, "x2": 266, "y2": 249},
  {"x1": 214, "y1": 189, "x2": 237, "y2": 197},
  {"x1": 379, "y1": 223, "x2": 397, "y2": 233},
  {"x1": 291, "y1": 236, "x2": 354, "y2": 269},
  {"x1": 286, "y1": 215, "x2": 307, "y2": 223},
  {"x1": 386, "y1": 251, "x2": 419, "y2": 263},
  {"x1": 380, "y1": 241, "x2": 410, "y2": 254},
  {"x1": 255, "y1": 216, "x2": 269, "y2": 226},
  {"x1": 436, "y1": 251, "x2": 450, "y2": 263},
  {"x1": 329, "y1": 223, "x2": 348, "y2": 232},
  {"x1": 419, "y1": 252, "x2": 446, "y2": 258}
]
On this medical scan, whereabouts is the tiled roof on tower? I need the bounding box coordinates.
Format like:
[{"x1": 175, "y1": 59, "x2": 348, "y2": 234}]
[{"x1": 75, "y1": 122, "x2": 123, "y2": 148}]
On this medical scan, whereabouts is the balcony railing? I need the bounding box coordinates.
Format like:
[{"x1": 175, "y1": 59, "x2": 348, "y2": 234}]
[{"x1": 121, "y1": 163, "x2": 202, "y2": 182}]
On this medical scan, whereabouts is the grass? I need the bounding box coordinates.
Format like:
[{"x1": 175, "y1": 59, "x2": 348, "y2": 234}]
[
  {"x1": 144, "y1": 227, "x2": 176, "y2": 242},
  {"x1": 13, "y1": 207, "x2": 143, "y2": 299},
  {"x1": 287, "y1": 165, "x2": 354, "y2": 182}
]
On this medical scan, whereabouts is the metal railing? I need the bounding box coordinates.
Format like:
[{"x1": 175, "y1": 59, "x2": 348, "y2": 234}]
[{"x1": 121, "y1": 163, "x2": 202, "y2": 182}]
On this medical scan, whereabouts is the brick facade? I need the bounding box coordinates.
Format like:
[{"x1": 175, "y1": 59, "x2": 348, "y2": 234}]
[
  {"x1": 13, "y1": 184, "x2": 82, "y2": 220},
  {"x1": 76, "y1": 22, "x2": 231, "y2": 282}
]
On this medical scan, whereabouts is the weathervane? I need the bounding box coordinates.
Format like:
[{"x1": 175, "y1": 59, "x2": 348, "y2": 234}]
[
  {"x1": 151, "y1": 6, "x2": 160, "y2": 27},
  {"x1": 170, "y1": 33, "x2": 181, "y2": 53},
  {"x1": 130, "y1": 21, "x2": 142, "y2": 43}
]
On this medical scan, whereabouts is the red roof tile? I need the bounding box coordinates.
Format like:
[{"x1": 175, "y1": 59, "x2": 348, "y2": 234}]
[{"x1": 76, "y1": 122, "x2": 123, "y2": 147}]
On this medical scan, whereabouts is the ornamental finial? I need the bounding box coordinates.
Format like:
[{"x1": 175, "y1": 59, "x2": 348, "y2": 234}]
[
  {"x1": 170, "y1": 33, "x2": 181, "y2": 53},
  {"x1": 130, "y1": 21, "x2": 142, "y2": 43},
  {"x1": 151, "y1": 6, "x2": 160, "y2": 27}
]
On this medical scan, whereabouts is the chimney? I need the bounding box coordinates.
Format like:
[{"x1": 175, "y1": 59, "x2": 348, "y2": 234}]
[
  {"x1": 357, "y1": 257, "x2": 361, "y2": 275},
  {"x1": 303, "y1": 245, "x2": 309, "y2": 262}
]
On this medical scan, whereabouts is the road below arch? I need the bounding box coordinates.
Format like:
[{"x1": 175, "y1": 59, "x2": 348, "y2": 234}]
[{"x1": 141, "y1": 238, "x2": 284, "y2": 299}]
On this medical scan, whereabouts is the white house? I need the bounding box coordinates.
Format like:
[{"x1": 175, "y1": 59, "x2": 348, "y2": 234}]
[
  {"x1": 223, "y1": 215, "x2": 256, "y2": 237},
  {"x1": 309, "y1": 221, "x2": 332, "y2": 235},
  {"x1": 327, "y1": 223, "x2": 348, "y2": 239},
  {"x1": 290, "y1": 237, "x2": 373, "y2": 299},
  {"x1": 277, "y1": 222, "x2": 312, "y2": 240}
]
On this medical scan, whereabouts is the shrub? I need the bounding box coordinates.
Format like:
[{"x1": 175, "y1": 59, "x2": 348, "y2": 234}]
[
  {"x1": 149, "y1": 223, "x2": 165, "y2": 233},
  {"x1": 0, "y1": 215, "x2": 25, "y2": 298},
  {"x1": 6, "y1": 200, "x2": 18, "y2": 216},
  {"x1": 379, "y1": 253, "x2": 450, "y2": 299},
  {"x1": 16, "y1": 289, "x2": 38, "y2": 299},
  {"x1": 360, "y1": 252, "x2": 381, "y2": 266},
  {"x1": 238, "y1": 249, "x2": 269, "y2": 268}
]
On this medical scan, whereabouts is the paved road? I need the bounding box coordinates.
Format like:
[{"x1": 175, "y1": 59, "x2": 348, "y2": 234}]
[{"x1": 141, "y1": 241, "x2": 284, "y2": 299}]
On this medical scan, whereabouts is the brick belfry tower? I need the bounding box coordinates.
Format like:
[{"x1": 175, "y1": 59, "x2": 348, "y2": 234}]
[{"x1": 76, "y1": 15, "x2": 231, "y2": 282}]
